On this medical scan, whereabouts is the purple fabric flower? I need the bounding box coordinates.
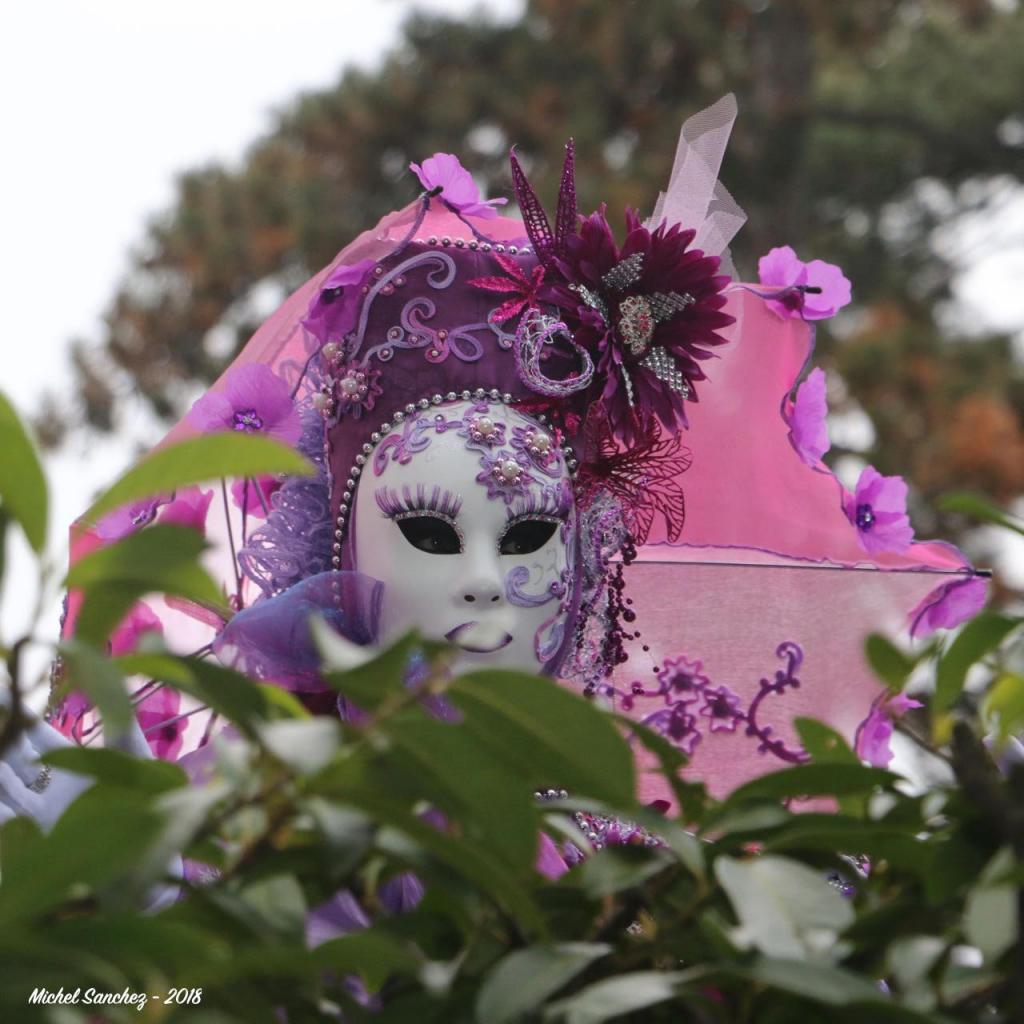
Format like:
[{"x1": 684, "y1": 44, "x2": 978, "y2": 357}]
[
  {"x1": 909, "y1": 576, "x2": 987, "y2": 639},
  {"x1": 409, "y1": 153, "x2": 507, "y2": 219},
  {"x1": 331, "y1": 362, "x2": 383, "y2": 420},
  {"x1": 231, "y1": 477, "x2": 282, "y2": 519},
  {"x1": 96, "y1": 496, "x2": 170, "y2": 541},
  {"x1": 655, "y1": 655, "x2": 709, "y2": 705},
  {"x1": 758, "y1": 245, "x2": 852, "y2": 320},
  {"x1": 110, "y1": 602, "x2": 164, "y2": 656},
  {"x1": 136, "y1": 685, "x2": 185, "y2": 760},
  {"x1": 159, "y1": 487, "x2": 214, "y2": 535},
  {"x1": 842, "y1": 466, "x2": 915, "y2": 555},
  {"x1": 302, "y1": 257, "x2": 377, "y2": 346},
  {"x1": 789, "y1": 367, "x2": 830, "y2": 466},
  {"x1": 510, "y1": 424, "x2": 559, "y2": 474},
  {"x1": 460, "y1": 409, "x2": 506, "y2": 450},
  {"x1": 855, "y1": 693, "x2": 923, "y2": 768},
  {"x1": 186, "y1": 364, "x2": 301, "y2": 446},
  {"x1": 699, "y1": 684, "x2": 743, "y2": 733}
]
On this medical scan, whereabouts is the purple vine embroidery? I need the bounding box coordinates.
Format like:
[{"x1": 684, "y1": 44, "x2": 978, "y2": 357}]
[{"x1": 603, "y1": 642, "x2": 809, "y2": 763}]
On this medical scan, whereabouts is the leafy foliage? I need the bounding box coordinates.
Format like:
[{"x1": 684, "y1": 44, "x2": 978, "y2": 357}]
[{"x1": 2, "y1": 404, "x2": 1023, "y2": 1021}]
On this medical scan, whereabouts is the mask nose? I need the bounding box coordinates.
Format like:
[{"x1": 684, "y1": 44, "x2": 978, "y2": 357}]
[
  {"x1": 459, "y1": 543, "x2": 504, "y2": 605},
  {"x1": 462, "y1": 579, "x2": 503, "y2": 604}
]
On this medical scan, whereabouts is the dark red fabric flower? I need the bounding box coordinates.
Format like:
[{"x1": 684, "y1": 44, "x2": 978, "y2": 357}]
[{"x1": 543, "y1": 207, "x2": 734, "y2": 445}]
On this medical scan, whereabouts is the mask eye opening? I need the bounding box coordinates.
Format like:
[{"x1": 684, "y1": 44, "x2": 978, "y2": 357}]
[
  {"x1": 498, "y1": 516, "x2": 560, "y2": 556},
  {"x1": 393, "y1": 512, "x2": 464, "y2": 555}
]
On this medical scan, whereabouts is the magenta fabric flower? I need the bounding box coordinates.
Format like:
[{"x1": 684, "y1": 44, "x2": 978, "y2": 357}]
[
  {"x1": 110, "y1": 602, "x2": 164, "y2": 657},
  {"x1": 186, "y1": 364, "x2": 301, "y2": 446},
  {"x1": 909, "y1": 576, "x2": 987, "y2": 639},
  {"x1": 409, "y1": 153, "x2": 507, "y2": 219},
  {"x1": 96, "y1": 496, "x2": 170, "y2": 542},
  {"x1": 655, "y1": 655, "x2": 710, "y2": 705},
  {"x1": 231, "y1": 476, "x2": 282, "y2": 518},
  {"x1": 302, "y1": 257, "x2": 376, "y2": 346},
  {"x1": 758, "y1": 245, "x2": 852, "y2": 321},
  {"x1": 699, "y1": 684, "x2": 743, "y2": 733},
  {"x1": 843, "y1": 466, "x2": 915, "y2": 555},
  {"x1": 159, "y1": 487, "x2": 214, "y2": 535},
  {"x1": 789, "y1": 367, "x2": 830, "y2": 466},
  {"x1": 136, "y1": 686, "x2": 186, "y2": 760},
  {"x1": 855, "y1": 693, "x2": 923, "y2": 767}
]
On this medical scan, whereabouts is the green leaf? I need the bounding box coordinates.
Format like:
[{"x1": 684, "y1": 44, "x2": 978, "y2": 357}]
[
  {"x1": 748, "y1": 957, "x2": 884, "y2": 1005},
  {"x1": 715, "y1": 855, "x2": 854, "y2": 960},
  {"x1": 982, "y1": 672, "x2": 1024, "y2": 746},
  {"x1": 713, "y1": 764, "x2": 897, "y2": 819},
  {"x1": 794, "y1": 719, "x2": 859, "y2": 765},
  {"x1": 258, "y1": 718, "x2": 341, "y2": 774},
  {"x1": 81, "y1": 432, "x2": 314, "y2": 526},
  {"x1": 0, "y1": 787, "x2": 166, "y2": 924},
  {"x1": 544, "y1": 970, "x2": 685, "y2": 1023},
  {"x1": 964, "y1": 846, "x2": 1017, "y2": 964},
  {"x1": 759, "y1": 816, "x2": 925, "y2": 871},
  {"x1": 477, "y1": 943, "x2": 611, "y2": 1024},
  {"x1": 382, "y1": 710, "x2": 539, "y2": 870},
  {"x1": 311, "y1": 929, "x2": 422, "y2": 992},
  {"x1": 120, "y1": 653, "x2": 274, "y2": 735},
  {"x1": 41, "y1": 745, "x2": 188, "y2": 794},
  {"x1": 0, "y1": 391, "x2": 47, "y2": 552},
  {"x1": 0, "y1": 508, "x2": 9, "y2": 585},
  {"x1": 57, "y1": 639, "x2": 133, "y2": 741},
  {"x1": 238, "y1": 874, "x2": 307, "y2": 945},
  {"x1": 939, "y1": 492, "x2": 1024, "y2": 537},
  {"x1": 578, "y1": 847, "x2": 672, "y2": 898},
  {"x1": 449, "y1": 670, "x2": 636, "y2": 809},
  {"x1": 316, "y1": 625, "x2": 422, "y2": 712},
  {"x1": 934, "y1": 613, "x2": 1018, "y2": 714},
  {"x1": 864, "y1": 634, "x2": 915, "y2": 690},
  {"x1": 613, "y1": 713, "x2": 710, "y2": 823},
  {"x1": 332, "y1": 779, "x2": 547, "y2": 934},
  {"x1": 66, "y1": 524, "x2": 227, "y2": 645},
  {"x1": 794, "y1": 718, "x2": 864, "y2": 816}
]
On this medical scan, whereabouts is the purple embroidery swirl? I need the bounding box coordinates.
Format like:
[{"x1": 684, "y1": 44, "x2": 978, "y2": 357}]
[
  {"x1": 514, "y1": 307, "x2": 594, "y2": 398},
  {"x1": 373, "y1": 416, "x2": 433, "y2": 476},
  {"x1": 505, "y1": 565, "x2": 558, "y2": 608},
  {"x1": 353, "y1": 251, "x2": 455, "y2": 359}
]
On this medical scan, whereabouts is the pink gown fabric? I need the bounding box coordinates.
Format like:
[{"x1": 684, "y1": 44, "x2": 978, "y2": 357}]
[{"x1": 617, "y1": 289, "x2": 969, "y2": 801}]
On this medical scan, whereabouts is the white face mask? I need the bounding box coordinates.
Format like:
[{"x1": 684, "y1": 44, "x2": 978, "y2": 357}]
[{"x1": 352, "y1": 399, "x2": 575, "y2": 674}]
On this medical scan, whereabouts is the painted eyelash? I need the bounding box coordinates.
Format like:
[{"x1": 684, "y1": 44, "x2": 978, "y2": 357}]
[
  {"x1": 375, "y1": 484, "x2": 463, "y2": 520},
  {"x1": 507, "y1": 487, "x2": 570, "y2": 523}
]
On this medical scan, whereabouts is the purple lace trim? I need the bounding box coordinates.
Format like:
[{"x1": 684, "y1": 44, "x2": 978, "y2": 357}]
[
  {"x1": 563, "y1": 490, "x2": 633, "y2": 693},
  {"x1": 238, "y1": 407, "x2": 333, "y2": 598}
]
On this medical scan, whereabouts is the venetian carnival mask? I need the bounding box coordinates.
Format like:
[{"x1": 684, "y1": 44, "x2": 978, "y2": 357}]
[{"x1": 351, "y1": 399, "x2": 574, "y2": 673}]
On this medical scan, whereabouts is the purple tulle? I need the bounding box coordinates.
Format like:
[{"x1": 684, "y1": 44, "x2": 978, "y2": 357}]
[
  {"x1": 239, "y1": 407, "x2": 334, "y2": 598},
  {"x1": 213, "y1": 571, "x2": 382, "y2": 692}
]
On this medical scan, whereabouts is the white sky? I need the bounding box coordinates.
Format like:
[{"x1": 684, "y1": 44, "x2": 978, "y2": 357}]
[
  {"x1": 0, "y1": 0, "x2": 522, "y2": 684},
  {"x1": 1, "y1": 0, "x2": 1022, "y2": 692}
]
